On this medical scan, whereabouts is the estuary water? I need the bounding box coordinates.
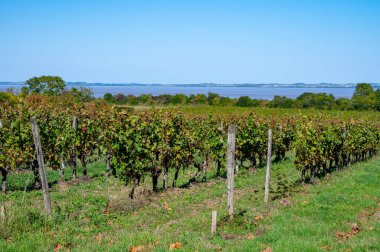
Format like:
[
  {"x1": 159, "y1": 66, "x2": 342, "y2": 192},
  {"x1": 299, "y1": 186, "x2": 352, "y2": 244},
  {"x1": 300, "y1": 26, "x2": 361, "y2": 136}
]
[{"x1": 0, "y1": 84, "x2": 356, "y2": 100}]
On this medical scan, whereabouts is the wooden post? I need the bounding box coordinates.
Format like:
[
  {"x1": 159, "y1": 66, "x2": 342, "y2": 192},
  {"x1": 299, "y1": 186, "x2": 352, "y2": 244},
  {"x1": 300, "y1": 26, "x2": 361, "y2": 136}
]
[
  {"x1": 0, "y1": 205, "x2": 5, "y2": 222},
  {"x1": 202, "y1": 156, "x2": 208, "y2": 182},
  {"x1": 0, "y1": 167, "x2": 7, "y2": 193},
  {"x1": 227, "y1": 125, "x2": 236, "y2": 218},
  {"x1": 211, "y1": 210, "x2": 217, "y2": 234},
  {"x1": 163, "y1": 171, "x2": 169, "y2": 189},
  {"x1": 71, "y1": 116, "x2": 77, "y2": 179},
  {"x1": 60, "y1": 158, "x2": 65, "y2": 181},
  {"x1": 264, "y1": 128, "x2": 272, "y2": 203},
  {"x1": 163, "y1": 158, "x2": 169, "y2": 190},
  {"x1": 105, "y1": 152, "x2": 111, "y2": 177},
  {"x1": 31, "y1": 117, "x2": 52, "y2": 216}
]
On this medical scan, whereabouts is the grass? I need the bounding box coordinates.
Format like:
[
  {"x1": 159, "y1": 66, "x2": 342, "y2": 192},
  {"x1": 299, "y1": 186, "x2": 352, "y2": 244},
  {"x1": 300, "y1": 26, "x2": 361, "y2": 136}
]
[{"x1": 0, "y1": 155, "x2": 379, "y2": 251}]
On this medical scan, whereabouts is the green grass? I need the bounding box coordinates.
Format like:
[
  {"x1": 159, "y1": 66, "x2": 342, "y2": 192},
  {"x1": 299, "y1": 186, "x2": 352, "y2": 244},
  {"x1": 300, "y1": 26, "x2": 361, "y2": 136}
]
[{"x1": 0, "y1": 155, "x2": 379, "y2": 251}]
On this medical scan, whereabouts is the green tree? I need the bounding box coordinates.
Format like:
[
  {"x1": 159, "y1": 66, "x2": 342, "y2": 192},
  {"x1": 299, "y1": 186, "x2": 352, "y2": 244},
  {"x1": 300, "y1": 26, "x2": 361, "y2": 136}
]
[
  {"x1": 236, "y1": 96, "x2": 253, "y2": 107},
  {"x1": 336, "y1": 97, "x2": 351, "y2": 110},
  {"x1": 26, "y1": 76, "x2": 66, "y2": 95},
  {"x1": 294, "y1": 92, "x2": 335, "y2": 110},
  {"x1": 192, "y1": 94, "x2": 207, "y2": 104},
  {"x1": 209, "y1": 96, "x2": 221, "y2": 106},
  {"x1": 220, "y1": 97, "x2": 232, "y2": 106},
  {"x1": 207, "y1": 92, "x2": 220, "y2": 105},
  {"x1": 171, "y1": 93, "x2": 187, "y2": 105},
  {"x1": 269, "y1": 96, "x2": 294, "y2": 108},
  {"x1": 127, "y1": 95, "x2": 138, "y2": 105},
  {"x1": 137, "y1": 94, "x2": 152, "y2": 104},
  {"x1": 156, "y1": 94, "x2": 173, "y2": 105},
  {"x1": 103, "y1": 93, "x2": 115, "y2": 103},
  {"x1": 351, "y1": 83, "x2": 376, "y2": 110}
]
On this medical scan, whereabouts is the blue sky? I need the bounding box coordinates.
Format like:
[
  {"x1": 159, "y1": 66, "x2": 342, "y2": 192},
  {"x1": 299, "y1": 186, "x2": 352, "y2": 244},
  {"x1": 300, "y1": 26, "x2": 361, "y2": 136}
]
[{"x1": 0, "y1": 0, "x2": 379, "y2": 83}]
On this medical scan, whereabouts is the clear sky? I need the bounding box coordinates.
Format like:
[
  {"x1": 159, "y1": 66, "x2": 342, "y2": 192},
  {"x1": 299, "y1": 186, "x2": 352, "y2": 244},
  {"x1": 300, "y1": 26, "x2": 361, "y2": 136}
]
[{"x1": 0, "y1": 0, "x2": 379, "y2": 84}]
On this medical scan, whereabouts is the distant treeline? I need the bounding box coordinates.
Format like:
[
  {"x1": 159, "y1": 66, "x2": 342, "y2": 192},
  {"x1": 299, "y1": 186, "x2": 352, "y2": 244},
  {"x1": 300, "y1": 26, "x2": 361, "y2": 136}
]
[
  {"x1": 104, "y1": 83, "x2": 380, "y2": 111},
  {"x1": 1, "y1": 76, "x2": 379, "y2": 111}
]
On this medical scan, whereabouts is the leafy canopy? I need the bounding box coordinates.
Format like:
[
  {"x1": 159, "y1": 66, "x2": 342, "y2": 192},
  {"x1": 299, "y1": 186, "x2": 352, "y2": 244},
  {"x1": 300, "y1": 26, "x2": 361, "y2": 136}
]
[
  {"x1": 352, "y1": 83, "x2": 376, "y2": 110},
  {"x1": 26, "y1": 76, "x2": 66, "y2": 96}
]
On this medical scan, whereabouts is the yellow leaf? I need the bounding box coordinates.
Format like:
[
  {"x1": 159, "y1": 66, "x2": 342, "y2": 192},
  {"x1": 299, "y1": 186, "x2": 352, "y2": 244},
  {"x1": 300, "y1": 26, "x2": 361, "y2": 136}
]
[{"x1": 169, "y1": 241, "x2": 182, "y2": 250}]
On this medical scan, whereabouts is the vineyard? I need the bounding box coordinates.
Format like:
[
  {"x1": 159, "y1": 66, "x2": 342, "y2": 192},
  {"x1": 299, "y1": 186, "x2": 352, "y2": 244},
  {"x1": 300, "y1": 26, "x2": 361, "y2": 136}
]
[
  {"x1": 1, "y1": 96, "x2": 380, "y2": 251},
  {"x1": 1, "y1": 96, "x2": 379, "y2": 195}
]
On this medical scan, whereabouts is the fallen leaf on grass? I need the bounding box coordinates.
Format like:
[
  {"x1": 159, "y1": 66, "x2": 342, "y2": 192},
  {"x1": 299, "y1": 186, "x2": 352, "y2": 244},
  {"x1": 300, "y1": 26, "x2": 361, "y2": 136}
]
[
  {"x1": 335, "y1": 223, "x2": 360, "y2": 241},
  {"x1": 351, "y1": 223, "x2": 359, "y2": 235},
  {"x1": 336, "y1": 231, "x2": 351, "y2": 240},
  {"x1": 246, "y1": 234, "x2": 255, "y2": 239},
  {"x1": 130, "y1": 245, "x2": 145, "y2": 252},
  {"x1": 54, "y1": 243, "x2": 62, "y2": 252},
  {"x1": 261, "y1": 247, "x2": 272, "y2": 252},
  {"x1": 364, "y1": 194, "x2": 370, "y2": 198},
  {"x1": 163, "y1": 201, "x2": 172, "y2": 211},
  {"x1": 169, "y1": 241, "x2": 182, "y2": 250},
  {"x1": 255, "y1": 215, "x2": 264, "y2": 221},
  {"x1": 96, "y1": 233, "x2": 102, "y2": 245}
]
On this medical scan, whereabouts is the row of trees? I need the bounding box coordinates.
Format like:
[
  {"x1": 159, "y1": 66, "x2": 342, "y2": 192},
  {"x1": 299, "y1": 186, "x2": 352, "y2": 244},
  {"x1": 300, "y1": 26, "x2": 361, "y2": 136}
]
[
  {"x1": 2, "y1": 76, "x2": 94, "y2": 105},
  {"x1": 1, "y1": 76, "x2": 379, "y2": 111},
  {"x1": 103, "y1": 83, "x2": 380, "y2": 111}
]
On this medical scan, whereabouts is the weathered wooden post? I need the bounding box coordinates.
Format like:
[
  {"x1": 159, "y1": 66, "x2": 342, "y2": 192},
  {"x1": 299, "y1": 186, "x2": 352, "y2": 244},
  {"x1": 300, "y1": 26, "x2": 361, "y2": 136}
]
[
  {"x1": 105, "y1": 152, "x2": 111, "y2": 177},
  {"x1": 60, "y1": 157, "x2": 65, "y2": 181},
  {"x1": 31, "y1": 117, "x2": 52, "y2": 216},
  {"x1": 71, "y1": 116, "x2": 77, "y2": 179},
  {"x1": 202, "y1": 155, "x2": 209, "y2": 182},
  {"x1": 163, "y1": 157, "x2": 169, "y2": 190},
  {"x1": 264, "y1": 128, "x2": 272, "y2": 203},
  {"x1": 227, "y1": 125, "x2": 236, "y2": 218},
  {"x1": 0, "y1": 205, "x2": 5, "y2": 222},
  {"x1": 211, "y1": 210, "x2": 217, "y2": 234},
  {"x1": 0, "y1": 167, "x2": 7, "y2": 193}
]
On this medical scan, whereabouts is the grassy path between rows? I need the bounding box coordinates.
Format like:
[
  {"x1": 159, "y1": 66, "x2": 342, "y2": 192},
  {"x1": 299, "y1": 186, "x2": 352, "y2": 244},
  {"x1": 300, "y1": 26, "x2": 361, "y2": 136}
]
[{"x1": 0, "y1": 156, "x2": 379, "y2": 251}]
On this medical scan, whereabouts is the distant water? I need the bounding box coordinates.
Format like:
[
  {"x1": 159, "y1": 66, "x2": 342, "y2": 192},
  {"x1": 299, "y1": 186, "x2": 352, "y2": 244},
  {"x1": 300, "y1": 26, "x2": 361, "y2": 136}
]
[{"x1": 0, "y1": 84, "x2": 356, "y2": 100}]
